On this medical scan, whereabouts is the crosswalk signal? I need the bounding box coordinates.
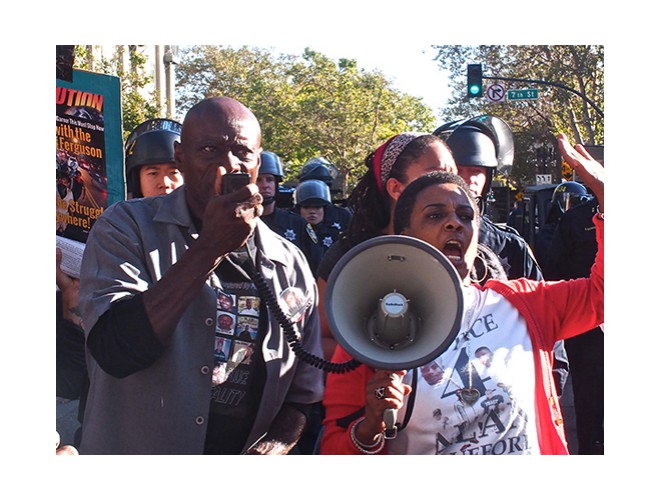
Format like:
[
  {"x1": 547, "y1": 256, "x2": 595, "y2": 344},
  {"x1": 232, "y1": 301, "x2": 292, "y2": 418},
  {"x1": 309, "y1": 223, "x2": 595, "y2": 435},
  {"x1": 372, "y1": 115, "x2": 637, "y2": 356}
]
[{"x1": 467, "y1": 64, "x2": 483, "y2": 98}]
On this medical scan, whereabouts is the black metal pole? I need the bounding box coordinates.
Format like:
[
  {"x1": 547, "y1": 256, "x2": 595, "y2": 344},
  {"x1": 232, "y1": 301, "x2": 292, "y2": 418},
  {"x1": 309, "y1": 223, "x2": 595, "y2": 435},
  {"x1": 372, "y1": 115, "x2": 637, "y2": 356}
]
[{"x1": 484, "y1": 75, "x2": 604, "y2": 119}]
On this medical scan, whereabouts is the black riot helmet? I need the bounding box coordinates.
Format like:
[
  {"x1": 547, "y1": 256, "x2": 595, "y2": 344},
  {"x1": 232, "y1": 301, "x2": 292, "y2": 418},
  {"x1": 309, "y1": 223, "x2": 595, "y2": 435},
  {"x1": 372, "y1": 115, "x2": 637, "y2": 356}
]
[
  {"x1": 259, "y1": 151, "x2": 285, "y2": 205},
  {"x1": 298, "y1": 157, "x2": 334, "y2": 186},
  {"x1": 433, "y1": 115, "x2": 514, "y2": 197},
  {"x1": 259, "y1": 151, "x2": 285, "y2": 181},
  {"x1": 124, "y1": 119, "x2": 182, "y2": 198},
  {"x1": 294, "y1": 179, "x2": 332, "y2": 207},
  {"x1": 551, "y1": 181, "x2": 591, "y2": 214}
]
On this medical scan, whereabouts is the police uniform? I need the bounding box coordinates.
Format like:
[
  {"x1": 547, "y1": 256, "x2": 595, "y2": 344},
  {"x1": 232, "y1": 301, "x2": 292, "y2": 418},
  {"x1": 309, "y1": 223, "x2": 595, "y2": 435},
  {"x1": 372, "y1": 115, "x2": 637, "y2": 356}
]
[
  {"x1": 479, "y1": 216, "x2": 543, "y2": 281},
  {"x1": 544, "y1": 197, "x2": 603, "y2": 454},
  {"x1": 260, "y1": 208, "x2": 322, "y2": 275},
  {"x1": 322, "y1": 204, "x2": 352, "y2": 235}
]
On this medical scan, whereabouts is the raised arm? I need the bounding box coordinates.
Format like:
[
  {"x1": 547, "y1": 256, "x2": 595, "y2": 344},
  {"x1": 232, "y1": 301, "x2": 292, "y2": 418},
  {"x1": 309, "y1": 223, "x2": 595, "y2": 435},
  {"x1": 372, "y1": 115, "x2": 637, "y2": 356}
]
[{"x1": 557, "y1": 133, "x2": 604, "y2": 213}]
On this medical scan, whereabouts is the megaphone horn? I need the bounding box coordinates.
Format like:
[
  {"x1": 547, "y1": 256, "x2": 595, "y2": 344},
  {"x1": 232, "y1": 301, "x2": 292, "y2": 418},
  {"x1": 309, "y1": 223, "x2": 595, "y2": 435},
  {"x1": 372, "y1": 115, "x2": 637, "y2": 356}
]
[
  {"x1": 325, "y1": 235, "x2": 464, "y2": 437},
  {"x1": 325, "y1": 235, "x2": 464, "y2": 372}
]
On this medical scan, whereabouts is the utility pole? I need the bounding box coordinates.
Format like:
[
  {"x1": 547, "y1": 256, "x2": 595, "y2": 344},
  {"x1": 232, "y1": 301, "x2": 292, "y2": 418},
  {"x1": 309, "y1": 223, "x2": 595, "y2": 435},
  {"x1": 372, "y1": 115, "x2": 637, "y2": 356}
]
[{"x1": 163, "y1": 46, "x2": 178, "y2": 119}]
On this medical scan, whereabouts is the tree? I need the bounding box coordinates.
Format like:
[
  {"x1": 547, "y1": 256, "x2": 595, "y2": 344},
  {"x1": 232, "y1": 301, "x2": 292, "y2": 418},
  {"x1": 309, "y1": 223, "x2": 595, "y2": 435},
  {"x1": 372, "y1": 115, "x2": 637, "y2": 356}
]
[
  {"x1": 431, "y1": 45, "x2": 604, "y2": 189},
  {"x1": 72, "y1": 45, "x2": 162, "y2": 140},
  {"x1": 175, "y1": 45, "x2": 437, "y2": 192}
]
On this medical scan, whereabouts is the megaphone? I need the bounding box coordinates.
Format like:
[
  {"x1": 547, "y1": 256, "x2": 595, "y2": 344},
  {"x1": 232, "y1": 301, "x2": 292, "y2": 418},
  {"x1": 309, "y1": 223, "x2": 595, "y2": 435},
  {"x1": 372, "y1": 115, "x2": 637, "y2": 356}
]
[
  {"x1": 325, "y1": 235, "x2": 464, "y2": 371},
  {"x1": 325, "y1": 235, "x2": 464, "y2": 438}
]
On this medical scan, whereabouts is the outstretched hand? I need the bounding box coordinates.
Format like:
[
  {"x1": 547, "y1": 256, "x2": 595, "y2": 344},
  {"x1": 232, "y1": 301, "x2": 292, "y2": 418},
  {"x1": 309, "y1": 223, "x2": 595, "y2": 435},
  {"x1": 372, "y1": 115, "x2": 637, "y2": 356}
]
[{"x1": 557, "y1": 133, "x2": 605, "y2": 212}]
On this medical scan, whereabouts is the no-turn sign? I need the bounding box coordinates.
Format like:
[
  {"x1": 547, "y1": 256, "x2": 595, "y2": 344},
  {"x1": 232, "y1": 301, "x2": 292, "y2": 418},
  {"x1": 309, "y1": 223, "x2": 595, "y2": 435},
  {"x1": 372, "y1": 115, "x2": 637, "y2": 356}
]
[{"x1": 486, "y1": 83, "x2": 506, "y2": 103}]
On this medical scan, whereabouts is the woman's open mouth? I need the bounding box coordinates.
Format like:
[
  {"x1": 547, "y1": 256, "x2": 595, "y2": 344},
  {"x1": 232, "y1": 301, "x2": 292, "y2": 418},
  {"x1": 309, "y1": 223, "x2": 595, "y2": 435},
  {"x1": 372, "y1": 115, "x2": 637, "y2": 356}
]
[{"x1": 442, "y1": 239, "x2": 464, "y2": 263}]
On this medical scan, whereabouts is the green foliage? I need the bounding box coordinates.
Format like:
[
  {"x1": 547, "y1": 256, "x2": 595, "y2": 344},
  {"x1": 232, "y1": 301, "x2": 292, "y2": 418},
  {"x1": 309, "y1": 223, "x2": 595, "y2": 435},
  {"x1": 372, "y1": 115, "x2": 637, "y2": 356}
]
[
  {"x1": 431, "y1": 45, "x2": 604, "y2": 188},
  {"x1": 72, "y1": 45, "x2": 163, "y2": 140},
  {"x1": 175, "y1": 45, "x2": 437, "y2": 192}
]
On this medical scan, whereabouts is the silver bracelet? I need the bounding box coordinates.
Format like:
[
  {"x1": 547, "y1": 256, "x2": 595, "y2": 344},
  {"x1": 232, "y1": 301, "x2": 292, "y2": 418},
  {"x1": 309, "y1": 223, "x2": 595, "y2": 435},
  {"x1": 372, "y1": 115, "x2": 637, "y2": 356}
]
[{"x1": 350, "y1": 417, "x2": 385, "y2": 454}]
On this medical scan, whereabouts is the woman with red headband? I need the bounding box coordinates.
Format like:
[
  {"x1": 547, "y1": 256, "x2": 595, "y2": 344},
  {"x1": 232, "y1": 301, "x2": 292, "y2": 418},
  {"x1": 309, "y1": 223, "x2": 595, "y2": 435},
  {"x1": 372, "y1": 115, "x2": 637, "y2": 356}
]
[
  {"x1": 302, "y1": 133, "x2": 457, "y2": 454},
  {"x1": 316, "y1": 133, "x2": 457, "y2": 360}
]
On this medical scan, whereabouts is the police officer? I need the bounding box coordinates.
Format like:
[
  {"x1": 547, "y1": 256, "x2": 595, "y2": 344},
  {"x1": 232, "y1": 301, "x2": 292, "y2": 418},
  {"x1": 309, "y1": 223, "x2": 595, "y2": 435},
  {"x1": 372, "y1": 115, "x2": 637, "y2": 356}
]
[
  {"x1": 292, "y1": 179, "x2": 342, "y2": 276},
  {"x1": 544, "y1": 194, "x2": 603, "y2": 454},
  {"x1": 434, "y1": 115, "x2": 569, "y2": 396},
  {"x1": 258, "y1": 151, "x2": 321, "y2": 274},
  {"x1": 124, "y1": 118, "x2": 184, "y2": 199},
  {"x1": 535, "y1": 181, "x2": 592, "y2": 273},
  {"x1": 298, "y1": 157, "x2": 352, "y2": 234}
]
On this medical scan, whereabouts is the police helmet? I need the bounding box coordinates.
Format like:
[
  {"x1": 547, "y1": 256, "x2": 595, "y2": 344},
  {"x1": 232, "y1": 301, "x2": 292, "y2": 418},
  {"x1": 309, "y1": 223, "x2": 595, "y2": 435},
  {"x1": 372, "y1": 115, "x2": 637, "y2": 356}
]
[
  {"x1": 294, "y1": 179, "x2": 332, "y2": 207},
  {"x1": 434, "y1": 115, "x2": 514, "y2": 198},
  {"x1": 125, "y1": 118, "x2": 182, "y2": 151},
  {"x1": 259, "y1": 151, "x2": 285, "y2": 181},
  {"x1": 433, "y1": 115, "x2": 514, "y2": 176},
  {"x1": 125, "y1": 123, "x2": 181, "y2": 197},
  {"x1": 551, "y1": 181, "x2": 591, "y2": 213},
  {"x1": 298, "y1": 157, "x2": 334, "y2": 185}
]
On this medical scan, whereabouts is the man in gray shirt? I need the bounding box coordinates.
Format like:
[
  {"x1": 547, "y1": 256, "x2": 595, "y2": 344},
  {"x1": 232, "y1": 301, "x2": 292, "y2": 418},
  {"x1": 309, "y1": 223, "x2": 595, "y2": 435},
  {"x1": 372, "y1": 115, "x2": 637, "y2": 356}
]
[{"x1": 78, "y1": 97, "x2": 324, "y2": 454}]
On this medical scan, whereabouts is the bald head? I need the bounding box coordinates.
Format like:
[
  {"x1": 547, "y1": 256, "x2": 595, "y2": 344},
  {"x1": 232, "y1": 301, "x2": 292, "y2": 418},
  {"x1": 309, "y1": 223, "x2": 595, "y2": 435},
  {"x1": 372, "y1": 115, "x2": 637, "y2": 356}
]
[{"x1": 182, "y1": 97, "x2": 261, "y2": 145}]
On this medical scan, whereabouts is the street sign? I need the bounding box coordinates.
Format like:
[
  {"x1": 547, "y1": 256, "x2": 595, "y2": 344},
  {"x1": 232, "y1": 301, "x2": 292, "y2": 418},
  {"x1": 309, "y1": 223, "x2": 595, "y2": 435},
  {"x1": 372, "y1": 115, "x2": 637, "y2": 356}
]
[
  {"x1": 536, "y1": 174, "x2": 552, "y2": 185},
  {"x1": 508, "y1": 89, "x2": 539, "y2": 100},
  {"x1": 486, "y1": 83, "x2": 506, "y2": 103}
]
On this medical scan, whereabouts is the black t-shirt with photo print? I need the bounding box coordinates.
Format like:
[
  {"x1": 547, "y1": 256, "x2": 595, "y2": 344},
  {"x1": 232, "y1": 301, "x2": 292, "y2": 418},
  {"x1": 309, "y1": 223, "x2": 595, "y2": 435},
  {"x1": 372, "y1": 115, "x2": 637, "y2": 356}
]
[{"x1": 204, "y1": 243, "x2": 267, "y2": 454}]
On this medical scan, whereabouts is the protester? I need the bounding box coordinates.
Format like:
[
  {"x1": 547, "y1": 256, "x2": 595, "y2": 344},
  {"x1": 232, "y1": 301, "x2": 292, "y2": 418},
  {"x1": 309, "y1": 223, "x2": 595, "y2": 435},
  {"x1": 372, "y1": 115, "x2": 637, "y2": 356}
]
[
  {"x1": 77, "y1": 96, "x2": 324, "y2": 454},
  {"x1": 55, "y1": 248, "x2": 86, "y2": 450},
  {"x1": 434, "y1": 115, "x2": 542, "y2": 280},
  {"x1": 316, "y1": 133, "x2": 457, "y2": 360},
  {"x1": 434, "y1": 116, "x2": 569, "y2": 396},
  {"x1": 320, "y1": 133, "x2": 603, "y2": 454},
  {"x1": 124, "y1": 118, "x2": 184, "y2": 198}
]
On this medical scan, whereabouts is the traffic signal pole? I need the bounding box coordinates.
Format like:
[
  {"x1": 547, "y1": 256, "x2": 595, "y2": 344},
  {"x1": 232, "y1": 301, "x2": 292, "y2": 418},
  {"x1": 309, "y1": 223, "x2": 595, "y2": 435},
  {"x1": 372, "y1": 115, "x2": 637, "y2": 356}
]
[{"x1": 482, "y1": 74, "x2": 604, "y2": 119}]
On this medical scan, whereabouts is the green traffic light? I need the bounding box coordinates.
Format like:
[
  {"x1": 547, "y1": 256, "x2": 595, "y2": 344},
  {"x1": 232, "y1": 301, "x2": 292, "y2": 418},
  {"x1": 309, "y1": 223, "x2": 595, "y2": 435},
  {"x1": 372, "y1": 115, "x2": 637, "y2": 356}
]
[{"x1": 467, "y1": 63, "x2": 483, "y2": 98}]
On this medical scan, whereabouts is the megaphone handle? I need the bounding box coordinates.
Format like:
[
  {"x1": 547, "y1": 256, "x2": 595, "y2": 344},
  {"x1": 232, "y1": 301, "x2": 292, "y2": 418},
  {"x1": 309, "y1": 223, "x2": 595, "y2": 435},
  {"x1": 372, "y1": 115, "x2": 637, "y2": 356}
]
[{"x1": 383, "y1": 408, "x2": 398, "y2": 439}]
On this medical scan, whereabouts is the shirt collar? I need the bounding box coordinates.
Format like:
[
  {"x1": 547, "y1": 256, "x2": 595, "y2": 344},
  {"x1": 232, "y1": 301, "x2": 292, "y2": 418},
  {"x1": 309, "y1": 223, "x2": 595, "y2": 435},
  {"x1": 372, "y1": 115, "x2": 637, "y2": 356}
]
[{"x1": 152, "y1": 187, "x2": 291, "y2": 266}]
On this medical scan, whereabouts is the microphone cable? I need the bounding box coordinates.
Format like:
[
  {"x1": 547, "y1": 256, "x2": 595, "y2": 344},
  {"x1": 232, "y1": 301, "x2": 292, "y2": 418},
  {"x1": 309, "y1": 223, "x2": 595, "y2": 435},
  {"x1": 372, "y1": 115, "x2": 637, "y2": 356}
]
[{"x1": 245, "y1": 241, "x2": 361, "y2": 374}]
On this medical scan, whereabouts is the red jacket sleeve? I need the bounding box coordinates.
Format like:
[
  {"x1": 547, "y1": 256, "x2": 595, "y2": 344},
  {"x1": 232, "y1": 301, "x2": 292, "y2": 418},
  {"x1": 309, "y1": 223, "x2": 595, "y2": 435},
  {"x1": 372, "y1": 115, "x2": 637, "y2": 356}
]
[
  {"x1": 485, "y1": 214, "x2": 604, "y2": 349},
  {"x1": 319, "y1": 347, "x2": 383, "y2": 454}
]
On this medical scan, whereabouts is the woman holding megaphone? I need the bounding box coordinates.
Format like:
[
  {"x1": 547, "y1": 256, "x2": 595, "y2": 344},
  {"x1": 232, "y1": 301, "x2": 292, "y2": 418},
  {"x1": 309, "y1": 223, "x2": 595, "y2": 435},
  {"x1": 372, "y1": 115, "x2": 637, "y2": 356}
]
[{"x1": 320, "y1": 134, "x2": 604, "y2": 455}]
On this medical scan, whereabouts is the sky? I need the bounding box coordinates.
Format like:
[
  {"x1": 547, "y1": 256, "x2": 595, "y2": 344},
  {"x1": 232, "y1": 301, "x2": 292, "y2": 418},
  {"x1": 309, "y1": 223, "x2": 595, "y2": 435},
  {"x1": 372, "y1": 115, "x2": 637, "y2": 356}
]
[{"x1": 258, "y1": 40, "x2": 452, "y2": 120}]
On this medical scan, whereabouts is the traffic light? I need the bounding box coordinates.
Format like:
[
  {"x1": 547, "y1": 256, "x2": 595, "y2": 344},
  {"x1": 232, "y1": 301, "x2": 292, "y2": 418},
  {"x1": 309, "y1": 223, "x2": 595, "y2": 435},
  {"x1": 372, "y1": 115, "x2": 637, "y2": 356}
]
[{"x1": 467, "y1": 64, "x2": 483, "y2": 98}]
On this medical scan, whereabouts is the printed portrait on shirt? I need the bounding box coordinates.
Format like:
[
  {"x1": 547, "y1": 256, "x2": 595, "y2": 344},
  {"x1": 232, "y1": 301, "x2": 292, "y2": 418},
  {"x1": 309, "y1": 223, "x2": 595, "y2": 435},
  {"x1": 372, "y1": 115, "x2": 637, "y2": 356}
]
[
  {"x1": 216, "y1": 312, "x2": 236, "y2": 335},
  {"x1": 236, "y1": 316, "x2": 258, "y2": 342},
  {"x1": 238, "y1": 296, "x2": 260, "y2": 316},
  {"x1": 214, "y1": 337, "x2": 231, "y2": 363},
  {"x1": 217, "y1": 291, "x2": 236, "y2": 312}
]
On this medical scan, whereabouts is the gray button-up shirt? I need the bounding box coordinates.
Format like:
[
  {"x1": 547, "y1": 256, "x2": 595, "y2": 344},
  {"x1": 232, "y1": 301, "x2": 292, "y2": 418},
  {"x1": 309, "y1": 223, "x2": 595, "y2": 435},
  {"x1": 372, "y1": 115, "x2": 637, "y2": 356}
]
[{"x1": 78, "y1": 187, "x2": 324, "y2": 454}]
